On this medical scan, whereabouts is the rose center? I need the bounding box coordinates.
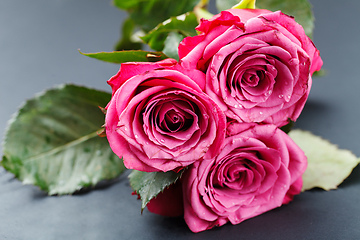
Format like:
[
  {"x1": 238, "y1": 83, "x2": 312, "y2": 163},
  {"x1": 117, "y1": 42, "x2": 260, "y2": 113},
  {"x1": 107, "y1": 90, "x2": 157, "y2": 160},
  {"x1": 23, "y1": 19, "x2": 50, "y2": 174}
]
[
  {"x1": 164, "y1": 110, "x2": 183, "y2": 131},
  {"x1": 157, "y1": 104, "x2": 194, "y2": 133}
]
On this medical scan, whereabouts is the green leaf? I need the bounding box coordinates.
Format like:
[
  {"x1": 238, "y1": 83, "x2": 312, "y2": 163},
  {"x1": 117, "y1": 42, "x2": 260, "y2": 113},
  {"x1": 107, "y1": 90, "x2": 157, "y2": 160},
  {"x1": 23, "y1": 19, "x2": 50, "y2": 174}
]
[
  {"x1": 79, "y1": 50, "x2": 168, "y2": 64},
  {"x1": 113, "y1": 0, "x2": 139, "y2": 10},
  {"x1": 256, "y1": 0, "x2": 314, "y2": 37},
  {"x1": 216, "y1": 0, "x2": 314, "y2": 37},
  {"x1": 142, "y1": 12, "x2": 198, "y2": 52},
  {"x1": 288, "y1": 129, "x2": 360, "y2": 191},
  {"x1": 312, "y1": 69, "x2": 326, "y2": 77},
  {"x1": 129, "y1": 170, "x2": 183, "y2": 212},
  {"x1": 162, "y1": 32, "x2": 185, "y2": 60},
  {"x1": 232, "y1": 0, "x2": 256, "y2": 9},
  {"x1": 1, "y1": 84, "x2": 125, "y2": 195},
  {"x1": 216, "y1": 0, "x2": 246, "y2": 11},
  {"x1": 114, "y1": 17, "x2": 142, "y2": 51},
  {"x1": 193, "y1": 7, "x2": 214, "y2": 21},
  {"x1": 113, "y1": 0, "x2": 200, "y2": 32}
]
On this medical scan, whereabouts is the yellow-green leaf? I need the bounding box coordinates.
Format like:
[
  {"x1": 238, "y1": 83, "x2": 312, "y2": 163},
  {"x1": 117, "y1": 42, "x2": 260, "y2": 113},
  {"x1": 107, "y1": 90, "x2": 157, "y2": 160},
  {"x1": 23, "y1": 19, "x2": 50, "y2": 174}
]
[
  {"x1": 232, "y1": 0, "x2": 256, "y2": 9},
  {"x1": 289, "y1": 129, "x2": 360, "y2": 191}
]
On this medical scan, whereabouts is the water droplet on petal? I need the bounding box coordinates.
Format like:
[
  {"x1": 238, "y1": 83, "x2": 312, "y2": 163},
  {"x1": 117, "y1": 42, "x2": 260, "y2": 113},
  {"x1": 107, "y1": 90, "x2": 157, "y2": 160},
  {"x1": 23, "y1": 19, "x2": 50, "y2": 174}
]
[
  {"x1": 259, "y1": 112, "x2": 263, "y2": 115},
  {"x1": 234, "y1": 104, "x2": 238, "y2": 108},
  {"x1": 278, "y1": 94, "x2": 284, "y2": 99},
  {"x1": 210, "y1": 68, "x2": 216, "y2": 78},
  {"x1": 160, "y1": 139, "x2": 165, "y2": 143},
  {"x1": 135, "y1": 134, "x2": 138, "y2": 139}
]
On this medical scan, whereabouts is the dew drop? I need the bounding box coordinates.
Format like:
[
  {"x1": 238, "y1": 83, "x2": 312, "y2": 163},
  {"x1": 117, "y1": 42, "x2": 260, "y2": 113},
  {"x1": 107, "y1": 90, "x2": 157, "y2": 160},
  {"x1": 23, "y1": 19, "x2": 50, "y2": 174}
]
[
  {"x1": 259, "y1": 111, "x2": 263, "y2": 115},
  {"x1": 278, "y1": 94, "x2": 284, "y2": 99},
  {"x1": 124, "y1": 126, "x2": 128, "y2": 131},
  {"x1": 160, "y1": 139, "x2": 165, "y2": 143},
  {"x1": 203, "y1": 114, "x2": 209, "y2": 119},
  {"x1": 234, "y1": 104, "x2": 238, "y2": 108},
  {"x1": 210, "y1": 68, "x2": 216, "y2": 78},
  {"x1": 135, "y1": 134, "x2": 139, "y2": 139}
]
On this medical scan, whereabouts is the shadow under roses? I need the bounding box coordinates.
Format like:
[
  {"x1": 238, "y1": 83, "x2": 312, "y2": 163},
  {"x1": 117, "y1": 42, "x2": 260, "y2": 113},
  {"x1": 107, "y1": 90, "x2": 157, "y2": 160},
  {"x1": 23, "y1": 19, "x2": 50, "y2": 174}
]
[
  {"x1": 292, "y1": 100, "x2": 330, "y2": 131},
  {"x1": 140, "y1": 199, "x2": 313, "y2": 238},
  {"x1": 338, "y1": 164, "x2": 360, "y2": 188}
]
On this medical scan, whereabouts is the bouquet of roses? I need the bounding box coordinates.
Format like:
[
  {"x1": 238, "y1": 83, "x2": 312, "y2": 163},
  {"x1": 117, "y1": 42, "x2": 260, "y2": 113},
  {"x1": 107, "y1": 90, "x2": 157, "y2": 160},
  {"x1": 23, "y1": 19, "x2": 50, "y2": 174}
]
[{"x1": 1, "y1": 0, "x2": 359, "y2": 233}]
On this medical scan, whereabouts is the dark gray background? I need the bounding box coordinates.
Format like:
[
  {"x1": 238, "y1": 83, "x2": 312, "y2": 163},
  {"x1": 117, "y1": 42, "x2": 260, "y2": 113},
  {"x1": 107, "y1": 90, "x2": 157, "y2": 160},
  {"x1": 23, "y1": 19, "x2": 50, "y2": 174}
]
[{"x1": 1, "y1": 0, "x2": 360, "y2": 239}]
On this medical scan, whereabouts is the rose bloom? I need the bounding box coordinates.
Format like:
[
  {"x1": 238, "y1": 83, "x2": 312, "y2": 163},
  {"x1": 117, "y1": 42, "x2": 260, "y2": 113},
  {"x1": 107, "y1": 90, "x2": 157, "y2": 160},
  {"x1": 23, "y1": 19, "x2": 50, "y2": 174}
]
[
  {"x1": 182, "y1": 123, "x2": 307, "y2": 232},
  {"x1": 179, "y1": 9, "x2": 323, "y2": 126},
  {"x1": 105, "y1": 59, "x2": 226, "y2": 172}
]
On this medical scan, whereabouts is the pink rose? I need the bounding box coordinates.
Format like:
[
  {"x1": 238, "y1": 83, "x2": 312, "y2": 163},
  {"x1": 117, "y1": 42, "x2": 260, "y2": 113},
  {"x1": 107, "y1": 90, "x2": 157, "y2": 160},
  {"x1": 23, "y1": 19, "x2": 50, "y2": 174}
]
[
  {"x1": 105, "y1": 59, "x2": 226, "y2": 172},
  {"x1": 182, "y1": 123, "x2": 307, "y2": 232},
  {"x1": 179, "y1": 9, "x2": 323, "y2": 126}
]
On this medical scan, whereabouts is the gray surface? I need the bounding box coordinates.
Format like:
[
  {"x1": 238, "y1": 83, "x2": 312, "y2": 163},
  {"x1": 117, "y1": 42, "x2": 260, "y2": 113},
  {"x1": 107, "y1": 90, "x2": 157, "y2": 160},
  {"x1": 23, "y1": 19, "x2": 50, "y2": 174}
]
[{"x1": 1, "y1": 0, "x2": 360, "y2": 239}]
